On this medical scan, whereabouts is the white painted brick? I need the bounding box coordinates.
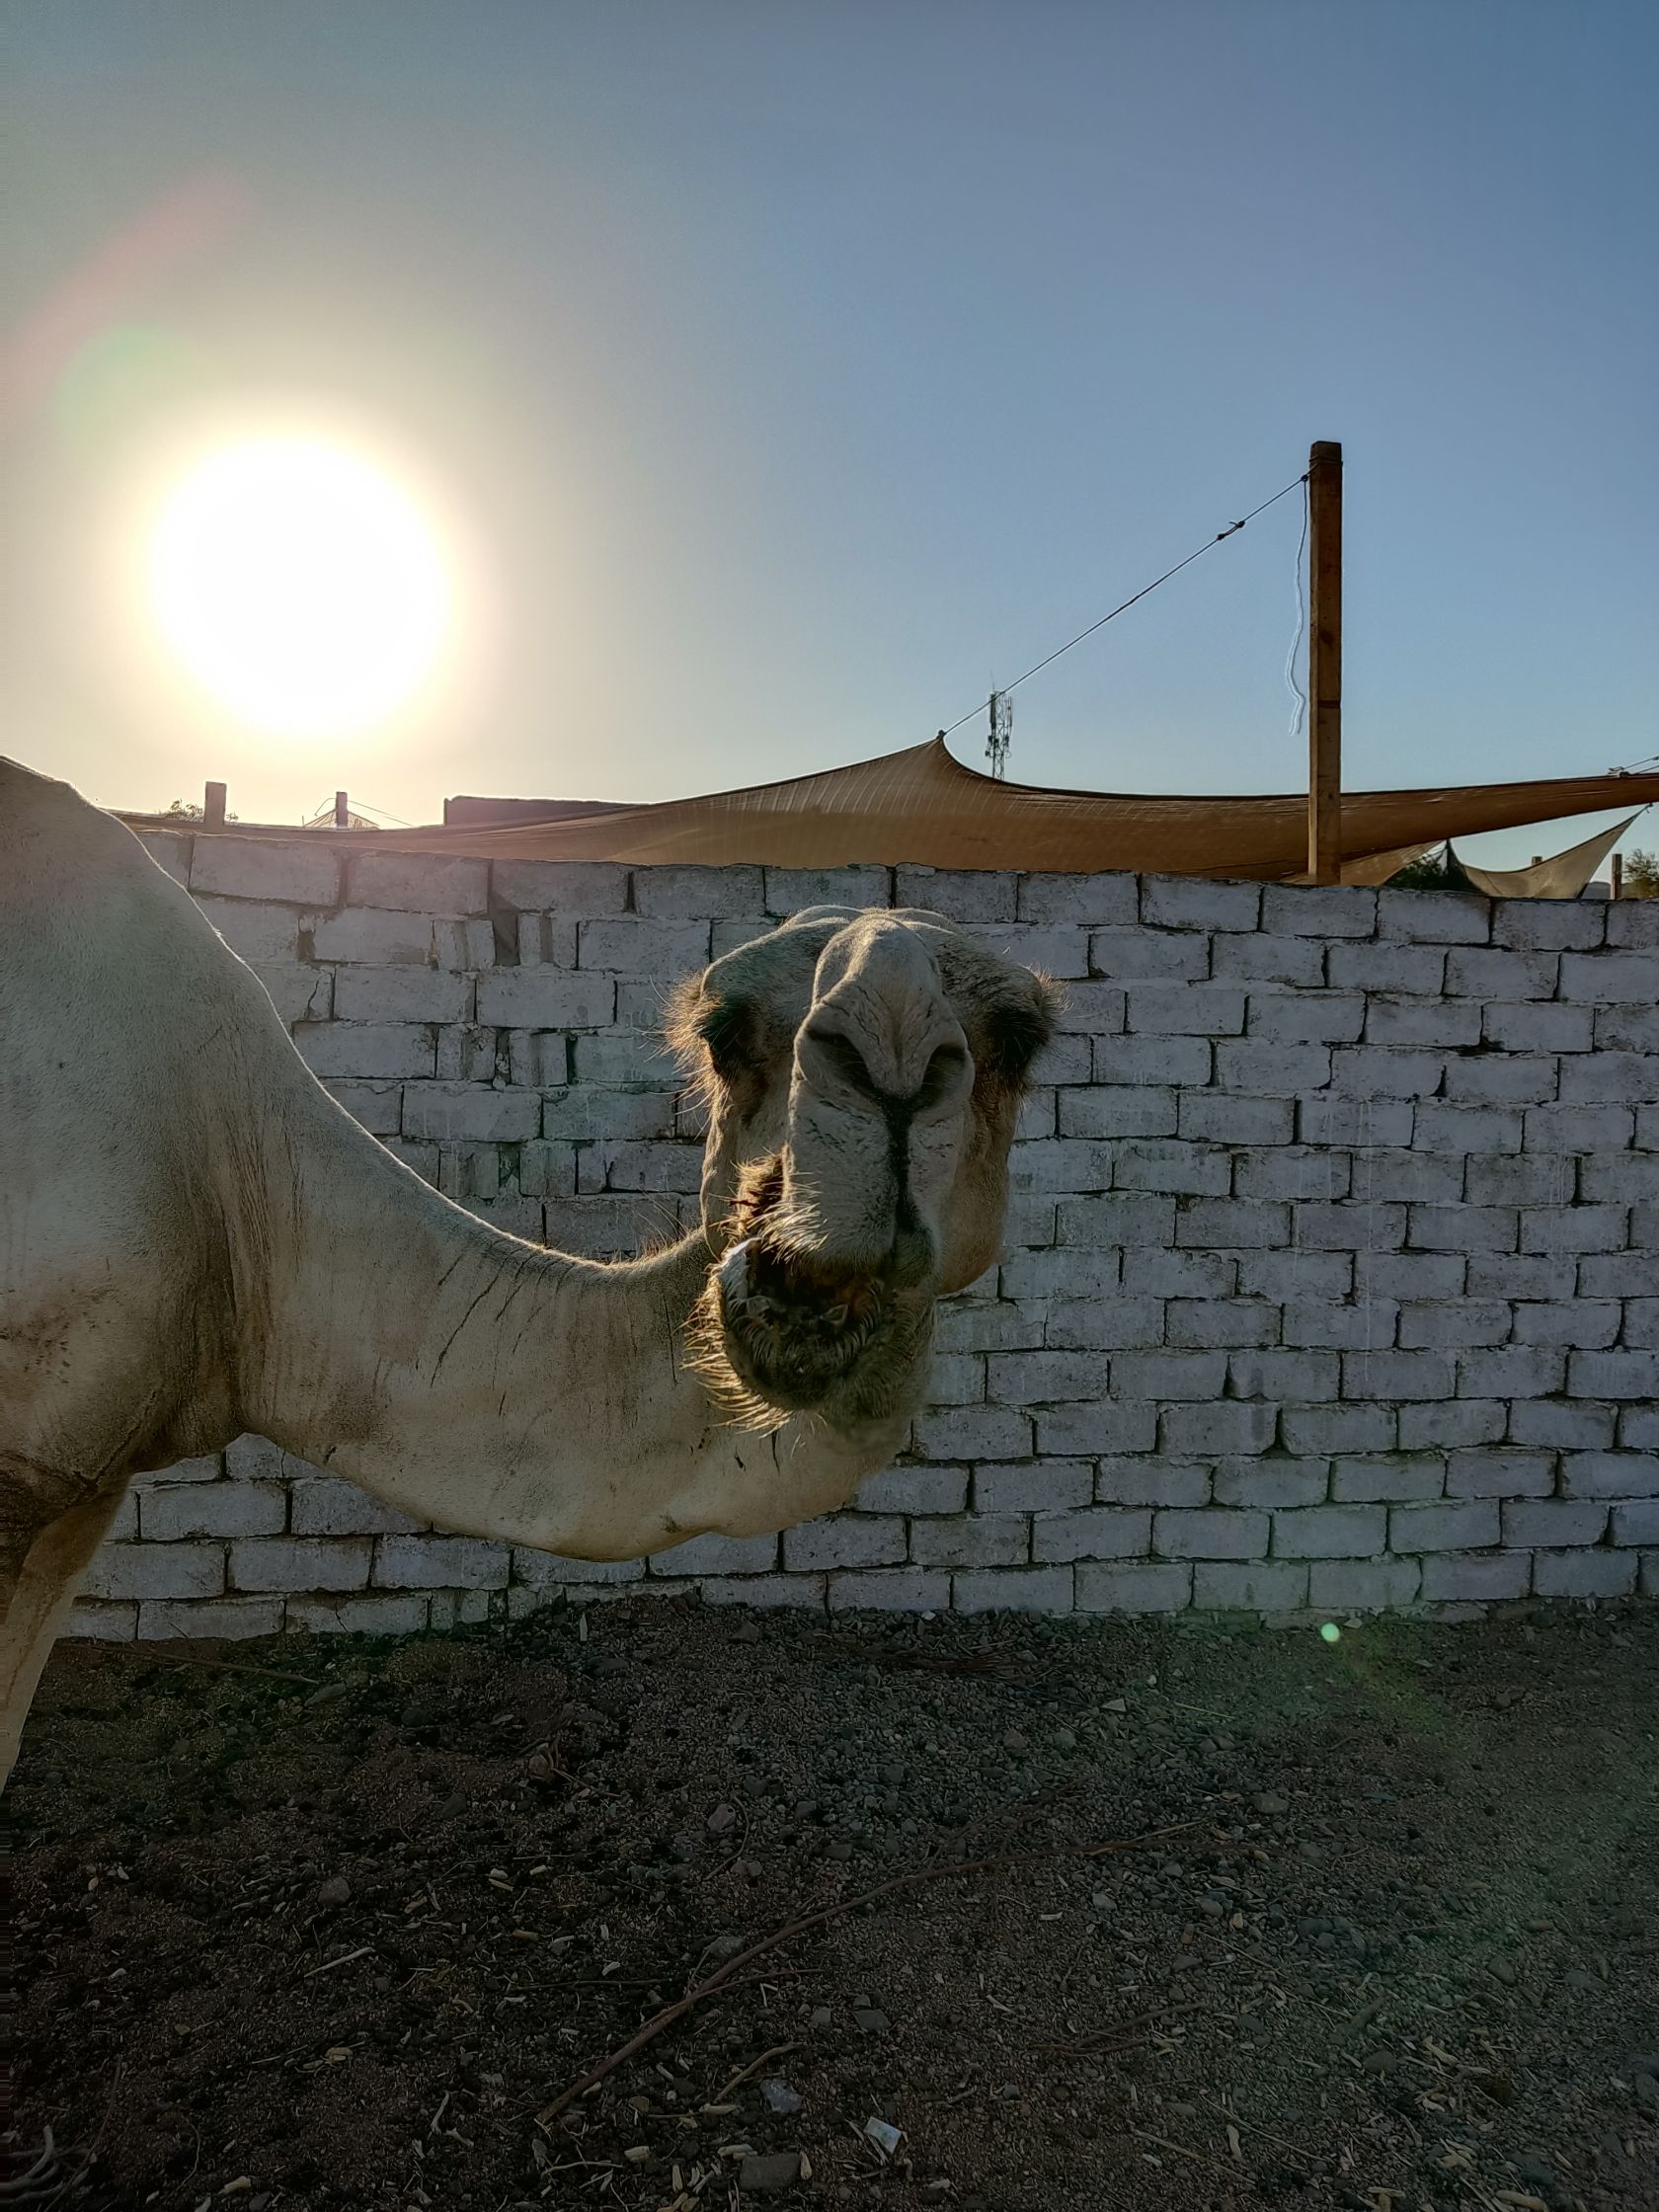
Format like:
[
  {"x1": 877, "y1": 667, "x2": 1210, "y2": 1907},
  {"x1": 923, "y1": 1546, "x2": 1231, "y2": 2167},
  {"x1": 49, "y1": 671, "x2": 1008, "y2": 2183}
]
[
  {"x1": 1108, "y1": 1350, "x2": 1227, "y2": 1400},
  {"x1": 1075, "y1": 1560, "x2": 1192, "y2": 1613},
  {"x1": 374, "y1": 1535, "x2": 511, "y2": 1588},
  {"x1": 1093, "y1": 1035, "x2": 1212, "y2": 1085},
  {"x1": 1214, "y1": 1042, "x2": 1332, "y2": 1095},
  {"x1": 1510, "y1": 1403, "x2": 1617, "y2": 1450},
  {"x1": 1389, "y1": 1500, "x2": 1500, "y2": 1552},
  {"x1": 856, "y1": 1466, "x2": 969, "y2": 1515},
  {"x1": 491, "y1": 859, "x2": 630, "y2": 913},
  {"x1": 1056, "y1": 1193, "x2": 1177, "y2": 1248},
  {"x1": 700, "y1": 1573, "x2": 828, "y2": 1608},
  {"x1": 1406, "y1": 1205, "x2": 1517, "y2": 1253},
  {"x1": 1088, "y1": 926, "x2": 1209, "y2": 980},
  {"x1": 1284, "y1": 1302, "x2": 1396, "y2": 1350},
  {"x1": 1331, "y1": 1454, "x2": 1445, "y2": 1502},
  {"x1": 1328, "y1": 943, "x2": 1446, "y2": 993},
  {"x1": 914, "y1": 1404, "x2": 1035, "y2": 1459},
  {"x1": 232, "y1": 1538, "x2": 371, "y2": 1592},
  {"x1": 334, "y1": 967, "x2": 472, "y2": 1022},
  {"x1": 1568, "y1": 1349, "x2": 1659, "y2": 1399},
  {"x1": 1114, "y1": 1140, "x2": 1231, "y2": 1194},
  {"x1": 1173, "y1": 1199, "x2": 1290, "y2": 1249},
  {"x1": 1096, "y1": 1460, "x2": 1212, "y2": 1507},
  {"x1": 651, "y1": 1533, "x2": 779, "y2": 1575},
  {"x1": 1236, "y1": 1146, "x2": 1352, "y2": 1201},
  {"x1": 1180, "y1": 1093, "x2": 1296, "y2": 1145},
  {"x1": 1559, "y1": 1051, "x2": 1659, "y2": 1104},
  {"x1": 287, "y1": 1592, "x2": 434, "y2": 1635},
  {"x1": 1032, "y1": 1507, "x2": 1152, "y2": 1562},
  {"x1": 1557, "y1": 1453, "x2": 1659, "y2": 1500},
  {"x1": 402, "y1": 1084, "x2": 539, "y2": 1140},
  {"x1": 1605, "y1": 1001, "x2": 1659, "y2": 1051},
  {"x1": 1396, "y1": 1301, "x2": 1510, "y2": 1349},
  {"x1": 952, "y1": 1566, "x2": 1072, "y2": 1614},
  {"x1": 1309, "y1": 1556, "x2": 1421, "y2": 1611},
  {"x1": 1159, "y1": 1402, "x2": 1277, "y2": 1456},
  {"x1": 475, "y1": 970, "x2": 616, "y2": 1027},
  {"x1": 1612, "y1": 1500, "x2": 1659, "y2": 1545},
  {"x1": 1443, "y1": 1055, "x2": 1559, "y2": 1105},
  {"x1": 191, "y1": 836, "x2": 341, "y2": 906},
  {"x1": 629, "y1": 864, "x2": 764, "y2": 918},
  {"x1": 515, "y1": 912, "x2": 579, "y2": 966},
  {"x1": 1017, "y1": 872, "x2": 1138, "y2": 925},
  {"x1": 1272, "y1": 1504, "x2": 1386, "y2": 1557},
  {"x1": 1213, "y1": 932, "x2": 1326, "y2": 986},
  {"x1": 1483, "y1": 1003, "x2": 1594, "y2": 1054},
  {"x1": 783, "y1": 1516, "x2": 907, "y2": 1571},
  {"x1": 296, "y1": 1022, "x2": 435, "y2": 1080},
  {"x1": 250, "y1": 963, "x2": 333, "y2": 1025},
  {"x1": 1329, "y1": 1047, "x2": 1447, "y2": 1097},
  {"x1": 1458, "y1": 1346, "x2": 1566, "y2": 1397},
  {"x1": 1193, "y1": 1560, "x2": 1309, "y2": 1610},
  {"x1": 1153, "y1": 1508, "x2": 1267, "y2": 1560},
  {"x1": 1532, "y1": 1548, "x2": 1636, "y2": 1598},
  {"x1": 1607, "y1": 902, "x2": 1659, "y2": 949},
  {"x1": 1297, "y1": 1095, "x2": 1416, "y2": 1146},
  {"x1": 1446, "y1": 1451, "x2": 1555, "y2": 1499},
  {"x1": 1511, "y1": 1301, "x2": 1620, "y2": 1348},
  {"x1": 1377, "y1": 889, "x2": 1489, "y2": 943},
  {"x1": 1560, "y1": 950, "x2": 1659, "y2": 1003},
  {"x1": 1166, "y1": 1300, "x2": 1278, "y2": 1348},
  {"x1": 1058, "y1": 1086, "x2": 1178, "y2": 1137},
  {"x1": 196, "y1": 897, "x2": 304, "y2": 962},
  {"x1": 1248, "y1": 992, "x2": 1365, "y2": 1044},
  {"x1": 1413, "y1": 1104, "x2": 1524, "y2": 1154},
  {"x1": 1262, "y1": 885, "x2": 1377, "y2": 937},
  {"x1": 1371, "y1": 999, "x2": 1477, "y2": 1048},
  {"x1": 66, "y1": 1601, "x2": 138, "y2": 1641},
  {"x1": 1501, "y1": 1499, "x2": 1607, "y2": 1547},
  {"x1": 312, "y1": 908, "x2": 495, "y2": 966},
  {"x1": 910, "y1": 1516, "x2": 1029, "y2": 1569},
  {"x1": 1141, "y1": 876, "x2": 1259, "y2": 931},
  {"x1": 1282, "y1": 1403, "x2": 1395, "y2": 1454},
  {"x1": 764, "y1": 865, "x2": 889, "y2": 913},
  {"x1": 962, "y1": 923, "x2": 1091, "y2": 979},
  {"x1": 1524, "y1": 1103, "x2": 1635, "y2": 1152},
  {"x1": 1213, "y1": 1462, "x2": 1329, "y2": 1510},
  {"x1": 140, "y1": 1483, "x2": 286, "y2": 1540},
  {"x1": 347, "y1": 850, "x2": 488, "y2": 913},
  {"x1": 511, "y1": 1548, "x2": 644, "y2": 1589},
  {"x1": 84, "y1": 1542, "x2": 223, "y2": 1601},
  {"x1": 829, "y1": 1568, "x2": 952, "y2": 1612},
  {"x1": 1229, "y1": 1349, "x2": 1340, "y2": 1400},
  {"x1": 895, "y1": 865, "x2": 1018, "y2": 921},
  {"x1": 975, "y1": 1462, "x2": 1093, "y2": 1513},
  {"x1": 1295, "y1": 1200, "x2": 1405, "y2": 1250},
  {"x1": 138, "y1": 1597, "x2": 284, "y2": 1639},
  {"x1": 1445, "y1": 946, "x2": 1558, "y2": 999},
  {"x1": 1126, "y1": 983, "x2": 1245, "y2": 1034},
  {"x1": 1399, "y1": 1400, "x2": 1507, "y2": 1449},
  {"x1": 1239, "y1": 1250, "x2": 1351, "y2": 1300}
]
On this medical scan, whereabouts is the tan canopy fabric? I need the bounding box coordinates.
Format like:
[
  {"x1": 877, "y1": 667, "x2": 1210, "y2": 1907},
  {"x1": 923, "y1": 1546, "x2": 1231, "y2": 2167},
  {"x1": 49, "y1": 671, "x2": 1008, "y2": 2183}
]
[
  {"x1": 1453, "y1": 813, "x2": 1639, "y2": 901},
  {"x1": 125, "y1": 738, "x2": 1659, "y2": 882}
]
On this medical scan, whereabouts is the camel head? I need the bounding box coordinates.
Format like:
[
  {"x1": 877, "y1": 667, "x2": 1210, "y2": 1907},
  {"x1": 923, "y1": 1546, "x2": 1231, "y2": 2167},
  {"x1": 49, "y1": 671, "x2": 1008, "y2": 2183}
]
[{"x1": 671, "y1": 907, "x2": 1056, "y2": 1428}]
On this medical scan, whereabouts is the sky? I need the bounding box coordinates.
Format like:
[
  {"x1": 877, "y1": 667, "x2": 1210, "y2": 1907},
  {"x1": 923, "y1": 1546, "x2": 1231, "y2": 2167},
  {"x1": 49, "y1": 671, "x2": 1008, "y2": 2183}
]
[{"x1": 5, "y1": 0, "x2": 1656, "y2": 872}]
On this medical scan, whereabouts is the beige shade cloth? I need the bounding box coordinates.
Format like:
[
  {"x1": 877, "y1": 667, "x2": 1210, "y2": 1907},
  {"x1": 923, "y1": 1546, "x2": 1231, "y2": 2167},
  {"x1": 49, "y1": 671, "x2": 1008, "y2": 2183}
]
[
  {"x1": 124, "y1": 739, "x2": 1659, "y2": 882},
  {"x1": 1452, "y1": 813, "x2": 1640, "y2": 900}
]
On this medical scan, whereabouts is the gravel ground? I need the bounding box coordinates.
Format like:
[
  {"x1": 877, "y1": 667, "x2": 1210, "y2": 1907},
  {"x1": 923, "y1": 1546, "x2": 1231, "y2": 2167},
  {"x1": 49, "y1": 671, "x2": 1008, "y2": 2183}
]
[{"x1": 10, "y1": 1598, "x2": 1658, "y2": 2212}]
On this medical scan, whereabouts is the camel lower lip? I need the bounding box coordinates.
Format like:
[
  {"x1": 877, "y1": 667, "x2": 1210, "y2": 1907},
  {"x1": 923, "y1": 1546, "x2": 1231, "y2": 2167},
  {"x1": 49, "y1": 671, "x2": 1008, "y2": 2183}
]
[{"x1": 715, "y1": 1236, "x2": 893, "y2": 1410}]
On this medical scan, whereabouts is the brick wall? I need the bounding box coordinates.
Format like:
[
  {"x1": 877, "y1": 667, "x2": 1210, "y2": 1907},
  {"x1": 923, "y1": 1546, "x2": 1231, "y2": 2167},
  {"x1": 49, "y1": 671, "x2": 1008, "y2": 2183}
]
[{"x1": 72, "y1": 830, "x2": 1659, "y2": 1639}]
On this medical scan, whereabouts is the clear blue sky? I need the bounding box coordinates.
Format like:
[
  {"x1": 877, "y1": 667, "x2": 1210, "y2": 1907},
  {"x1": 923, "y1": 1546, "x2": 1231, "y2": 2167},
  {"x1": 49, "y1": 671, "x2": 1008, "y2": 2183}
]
[{"x1": 5, "y1": 0, "x2": 1656, "y2": 870}]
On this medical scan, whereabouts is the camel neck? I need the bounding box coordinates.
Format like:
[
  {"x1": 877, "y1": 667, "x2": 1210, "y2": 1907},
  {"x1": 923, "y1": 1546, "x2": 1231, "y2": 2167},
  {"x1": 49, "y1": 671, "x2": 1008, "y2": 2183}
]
[{"x1": 240, "y1": 1087, "x2": 902, "y2": 1557}]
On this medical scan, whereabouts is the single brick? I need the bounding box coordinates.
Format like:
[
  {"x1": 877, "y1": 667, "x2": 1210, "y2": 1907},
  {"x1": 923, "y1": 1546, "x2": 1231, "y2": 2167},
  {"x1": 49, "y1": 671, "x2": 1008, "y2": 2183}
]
[
  {"x1": 1523, "y1": 1103, "x2": 1634, "y2": 1152},
  {"x1": 1166, "y1": 1300, "x2": 1279, "y2": 1349},
  {"x1": 628, "y1": 864, "x2": 764, "y2": 918},
  {"x1": 231, "y1": 1538, "x2": 372, "y2": 1592},
  {"x1": 1568, "y1": 1350, "x2": 1659, "y2": 1400},
  {"x1": 1518, "y1": 1206, "x2": 1628, "y2": 1254},
  {"x1": 1213, "y1": 1462, "x2": 1330, "y2": 1511},
  {"x1": 1510, "y1": 1301, "x2": 1620, "y2": 1349},
  {"x1": 1509, "y1": 1403, "x2": 1617, "y2": 1451},
  {"x1": 1123, "y1": 1249, "x2": 1237, "y2": 1297},
  {"x1": 191, "y1": 835, "x2": 340, "y2": 906},
  {"x1": 1092, "y1": 1035, "x2": 1213, "y2": 1085},
  {"x1": 475, "y1": 970, "x2": 616, "y2": 1027},
  {"x1": 1173, "y1": 1198, "x2": 1290, "y2": 1250},
  {"x1": 1283, "y1": 1404, "x2": 1396, "y2": 1454},
  {"x1": 1465, "y1": 1253, "x2": 1575, "y2": 1299},
  {"x1": 782, "y1": 1516, "x2": 907, "y2": 1572},
  {"x1": 1108, "y1": 1351, "x2": 1228, "y2": 1400},
  {"x1": 1532, "y1": 1548, "x2": 1636, "y2": 1599},
  {"x1": 295, "y1": 1023, "x2": 435, "y2": 1080},
  {"x1": 1285, "y1": 1302, "x2": 1399, "y2": 1351},
  {"x1": 1032, "y1": 1507, "x2": 1152, "y2": 1562},
  {"x1": 1559, "y1": 950, "x2": 1659, "y2": 1004},
  {"x1": 1059, "y1": 1085, "x2": 1179, "y2": 1138},
  {"x1": 1192, "y1": 1560, "x2": 1310, "y2": 1611},
  {"x1": 909, "y1": 1517, "x2": 1030, "y2": 1570},
  {"x1": 696, "y1": 1574, "x2": 829, "y2": 1610},
  {"x1": 856, "y1": 1465, "x2": 969, "y2": 1515},
  {"x1": 513, "y1": 1550, "x2": 643, "y2": 1589},
  {"x1": 1228, "y1": 1350, "x2": 1341, "y2": 1401},
  {"x1": 138, "y1": 1597, "x2": 284, "y2": 1640},
  {"x1": 1366, "y1": 998, "x2": 1481, "y2": 1049},
  {"x1": 1055, "y1": 1193, "x2": 1177, "y2": 1248},
  {"x1": 83, "y1": 1542, "x2": 223, "y2": 1602},
  {"x1": 1611, "y1": 1500, "x2": 1659, "y2": 1545},
  {"x1": 333, "y1": 967, "x2": 472, "y2": 1023},
  {"x1": 347, "y1": 850, "x2": 488, "y2": 913},
  {"x1": 1406, "y1": 1202, "x2": 1521, "y2": 1254},
  {"x1": 1159, "y1": 1403, "x2": 1278, "y2": 1456},
  {"x1": 1043, "y1": 1297, "x2": 1166, "y2": 1350},
  {"x1": 1295, "y1": 1201, "x2": 1406, "y2": 1250},
  {"x1": 1087, "y1": 926, "x2": 1209, "y2": 981},
  {"x1": 1298, "y1": 1096, "x2": 1416, "y2": 1146},
  {"x1": 1328, "y1": 942, "x2": 1447, "y2": 993},
  {"x1": 196, "y1": 897, "x2": 303, "y2": 963},
  {"x1": 1395, "y1": 1300, "x2": 1510, "y2": 1348},
  {"x1": 65, "y1": 1603, "x2": 138, "y2": 1642},
  {"x1": 975, "y1": 1462, "x2": 1094, "y2": 1514},
  {"x1": 374, "y1": 1536, "x2": 511, "y2": 1588},
  {"x1": 763, "y1": 865, "x2": 889, "y2": 914},
  {"x1": 829, "y1": 1569, "x2": 952, "y2": 1613},
  {"x1": 913, "y1": 1405, "x2": 1035, "y2": 1459},
  {"x1": 894, "y1": 865, "x2": 1018, "y2": 920},
  {"x1": 251, "y1": 963, "x2": 333, "y2": 1026},
  {"x1": 1153, "y1": 1509, "x2": 1268, "y2": 1560},
  {"x1": 1419, "y1": 1550, "x2": 1532, "y2": 1603},
  {"x1": 1376, "y1": 889, "x2": 1490, "y2": 943},
  {"x1": 1141, "y1": 875, "x2": 1260, "y2": 931},
  {"x1": 1482, "y1": 1002, "x2": 1594, "y2": 1054},
  {"x1": 1342, "y1": 1349, "x2": 1458, "y2": 1401},
  {"x1": 650, "y1": 1533, "x2": 779, "y2": 1576},
  {"x1": 490, "y1": 859, "x2": 629, "y2": 913},
  {"x1": 1388, "y1": 1500, "x2": 1500, "y2": 1553},
  {"x1": 1096, "y1": 1460, "x2": 1212, "y2": 1507},
  {"x1": 1558, "y1": 1052, "x2": 1659, "y2": 1106},
  {"x1": 140, "y1": 1482, "x2": 286, "y2": 1540},
  {"x1": 1213, "y1": 932, "x2": 1326, "y2": 987},
  {"x1": 952, "y1": 1566, "x2": 1073, "y2": 1615},
  {"x1": 402, "y1": 1084, "x2": 538, "y2": 1141},
  {"x1": 1331, "y1": 1454, "x2": 1446, "y2": 1503},
  {"x1": 1213, "y1": 1042, "x2": 1333, "y2": 1096},
  {"x1": 1457, "y1": 1347, "x2": 1566, "y2": 1398},
  {"x1": 1075, "y1": 1560, "x2": 1192, "y2": 1613},
  {"x1": 1558, "y1": 1452, "x2": 1659, "y2": 1499},
  {"x1": 1236, "y1": 1146, "x2": 1354, "y2": 1201},
  {"x1": 1444, "y1": 946, "x2": 1558, "y2": 999},
  {"x1": 1501, "y1": 1499, "x2": 1607, "y2": 1547},
  {"x1": 1308, "y1": 1557, "x2": 1421, "y2": 1611},
  {"x1": 1180, "y1": 1092, "x2": 1296, "y2": 1145},
  {"x1": 1445, "y1": 1451, "x2": 1555, "y2": 1499},
  {"x1": 1017, "y1": 872, "x2": 1138, "y2": 925},
  {"x1": 1413, "y1": 1104, "x2": 1524, "y2": 1154},
  {"x1": 1271, "y1": 1504, "x2": 1387, "y2": 1558},
  {"x1": 1126, "y1": 983, "x2": 1245, "y2": 1034},
  {"x1": 1443, "y1": 1056, "x2": 1560, "y2": 1106},
  {"x1": 1329, "y1": 1049, "x2": 1449, "y2": 1097},
  {"x1": 1036, "y1": 1403, "x2": 1157, "y2": 1456}
]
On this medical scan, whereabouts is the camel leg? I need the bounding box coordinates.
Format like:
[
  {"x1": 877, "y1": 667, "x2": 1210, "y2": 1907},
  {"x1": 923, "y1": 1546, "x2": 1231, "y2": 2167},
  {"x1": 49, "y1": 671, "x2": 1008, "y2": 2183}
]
[{"x1": 1, "y1": 1483, "x2": 128, "y2": 1790}]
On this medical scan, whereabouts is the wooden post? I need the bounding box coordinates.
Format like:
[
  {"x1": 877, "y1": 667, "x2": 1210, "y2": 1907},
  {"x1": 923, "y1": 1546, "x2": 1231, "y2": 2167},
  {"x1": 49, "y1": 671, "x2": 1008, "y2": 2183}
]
[
  {"x1": 203, "y1": 780, "x2": 227, "y2": 830},
  {"x1": 1307, "y1": 440, "x2": 1343, "y2": 885},
  {"x1": 1611, "y1": 851, "x2": 1623, "y2": 901},
  {"x1": 335, "y1": 790, "x2": 349, "y2": 828}
]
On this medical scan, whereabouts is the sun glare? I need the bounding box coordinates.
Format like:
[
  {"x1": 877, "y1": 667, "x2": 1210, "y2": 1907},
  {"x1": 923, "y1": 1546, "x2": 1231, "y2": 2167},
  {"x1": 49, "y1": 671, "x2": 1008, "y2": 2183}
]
[{"x1": 147, "y1": 435, "x2": 452, "y2": 737}]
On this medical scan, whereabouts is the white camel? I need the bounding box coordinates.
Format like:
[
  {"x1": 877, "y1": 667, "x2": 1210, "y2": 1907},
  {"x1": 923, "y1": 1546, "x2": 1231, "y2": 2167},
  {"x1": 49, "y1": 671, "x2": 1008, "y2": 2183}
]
[{"x1": 0, "y1": 758, "x2": 1054, "y2": 1781}]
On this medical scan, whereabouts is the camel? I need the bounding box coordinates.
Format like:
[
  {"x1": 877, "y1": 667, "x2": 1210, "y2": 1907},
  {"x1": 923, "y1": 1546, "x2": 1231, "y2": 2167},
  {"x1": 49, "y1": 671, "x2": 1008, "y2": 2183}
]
[{"x1": 0, "y1": 757, "x2": 1055, "y2": 1781}]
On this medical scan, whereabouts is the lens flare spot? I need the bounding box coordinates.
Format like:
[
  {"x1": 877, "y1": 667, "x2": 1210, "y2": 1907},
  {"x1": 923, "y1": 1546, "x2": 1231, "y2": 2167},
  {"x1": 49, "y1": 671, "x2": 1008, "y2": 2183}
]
[{"x1": 1319, "y1": 1620, "x2": 1342, "y2": 1644}]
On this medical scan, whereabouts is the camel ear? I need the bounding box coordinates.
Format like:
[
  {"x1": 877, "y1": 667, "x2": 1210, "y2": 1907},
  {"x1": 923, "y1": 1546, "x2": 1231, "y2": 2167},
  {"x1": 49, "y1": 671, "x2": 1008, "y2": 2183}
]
[{"x1": 979, "y1": 976, "x2": 1061, "y2": 1086}]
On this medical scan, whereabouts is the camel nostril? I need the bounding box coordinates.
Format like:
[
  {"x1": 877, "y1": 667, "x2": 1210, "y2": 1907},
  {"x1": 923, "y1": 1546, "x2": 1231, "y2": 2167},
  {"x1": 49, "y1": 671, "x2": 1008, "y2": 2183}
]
[{"x1": 803, "y1": 1022, "x2": 880, "y2": 1101}]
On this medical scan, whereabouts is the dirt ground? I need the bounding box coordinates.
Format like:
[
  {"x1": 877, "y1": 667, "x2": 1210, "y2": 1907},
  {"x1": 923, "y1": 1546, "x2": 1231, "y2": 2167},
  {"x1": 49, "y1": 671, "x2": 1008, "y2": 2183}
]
[{"x1": 10, "y1": 1597, "x2": 1658, "y2": 2212}]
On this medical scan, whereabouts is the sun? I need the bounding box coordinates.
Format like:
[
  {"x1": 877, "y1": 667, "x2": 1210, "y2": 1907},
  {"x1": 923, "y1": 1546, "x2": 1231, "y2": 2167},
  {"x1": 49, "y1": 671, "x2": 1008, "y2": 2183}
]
[{"x1": 147, "y1": 435, "x2": 453, "y2": 737}]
